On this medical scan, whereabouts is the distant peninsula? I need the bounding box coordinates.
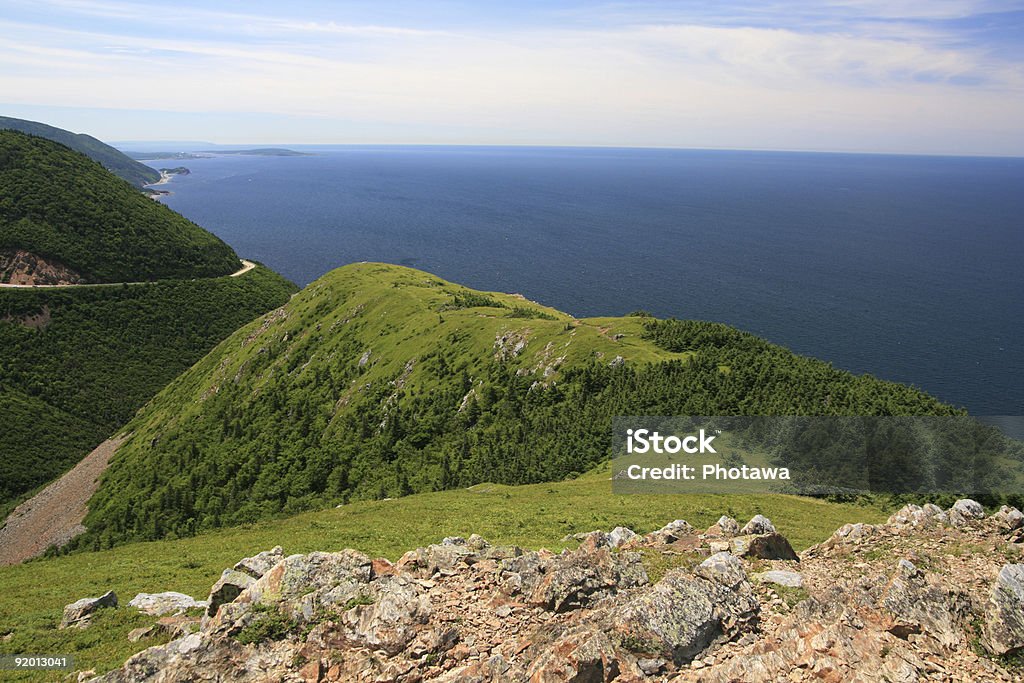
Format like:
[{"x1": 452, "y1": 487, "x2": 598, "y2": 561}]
[{"x1": 127, "y1": 148, "x2": 312, "y2": 160}]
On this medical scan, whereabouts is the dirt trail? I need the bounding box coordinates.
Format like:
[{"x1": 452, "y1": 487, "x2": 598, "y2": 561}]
[
  {"x1": 0, "y1": 259, "x2": 256, "y2": 289},
  {"x1": 0, "y1": 435, "x2": 126, "y2": 566}
]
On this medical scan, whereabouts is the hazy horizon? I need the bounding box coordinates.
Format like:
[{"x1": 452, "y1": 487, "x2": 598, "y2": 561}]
[{"x1": 3, "y1": 1, "x2": 1024, "y2": 156}]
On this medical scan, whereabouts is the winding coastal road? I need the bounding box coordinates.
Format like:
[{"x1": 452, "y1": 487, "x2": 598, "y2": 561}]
[{"x1": 0, "y1": 259, "x2": 257, "y2": 289}]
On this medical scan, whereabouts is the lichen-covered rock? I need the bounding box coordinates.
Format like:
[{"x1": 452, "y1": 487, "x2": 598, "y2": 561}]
[
  {"x1": 60, "y1": 590, "x2": 117, "y2": 628},
  {"x1": 528, "y1": 546, "x2": 648, "y2": 612},
  {"x1": 878, "y1": 559, "x2": 967, "y2": 647},
  {"x1": 694, "y1": 552, "x2": 747, "y2": 590},
  {"x1": 739, "y1": 514, "x2": 776, "y2": 535},
  {"x1": 128, "y1": 592, "x2": 207, "y2": 616},
  {"x1": 339, "y1": 575, "x2": 432, "y2": 655},
  {"x1": 613, "y1": 565, "x2": 758, "y2": 665},
  {"x1": 983, "y1": 564, "x2": 1024, "y2": 656},
  {"x1": 524, "y1": 626, "x2": 634, "y2": 682}
]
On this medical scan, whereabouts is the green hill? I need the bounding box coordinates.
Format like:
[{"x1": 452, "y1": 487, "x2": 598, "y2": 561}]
[
  {"x1": 75, "y1": 262, "x2": 957, "y2": 550},
  {"x1": 0, "y1": 130, "x2": 240, "y2": 283},
  {"x1": 0, "y1": 267, "x2": 297, "y2": 513},
  {"x1": 0, "y1": 116, "x2": 160, "y2": 187}
]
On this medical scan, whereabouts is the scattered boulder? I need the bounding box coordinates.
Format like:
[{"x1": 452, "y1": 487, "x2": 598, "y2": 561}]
[
  {"x1": 983, "y1": 564, "x2": 1024, "y2": 656},
  {"x1": 129, "y1": 592, "x2": 207, "y2": 616},
  {"x1": 740, "y1": 514, "x2": 776, "y2": 535},
  {"x1": 730, "y1": 532, "x2": 798, "y2": 561},
  {"x1": 948, "y1": 498, "x2": 986, "y2": 527},
  {"x1": 991, "y1": 506, "x2": 1024, "y2": 532},
  {"x1": 706, "y1": 515, "x2": 740, "y2": 537},
  {"x1": 60, "y1": 590, "x2": 117, "y2": 629},
  {"x1": 694, "y1": 552, "x2": 747, "y2": 590}
]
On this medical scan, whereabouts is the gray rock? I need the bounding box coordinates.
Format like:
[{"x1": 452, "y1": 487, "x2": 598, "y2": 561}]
[
  {"x1": 880, "y1": 559, "x2": 966, "y2": 647},
  {"x1": 740, "y1": 514, "x2": 776, "y2": 535},
  {"x1": 991, "y1": 506, "x2": 1024, "y2": 532},
  {"x1": 528, "y1": 547, "x2": 648, "y2": 612},
  {"x1": 128, "y1": 592, "x2": 207, "y2": 616},
  {"x1": 60, "y1": 590, "x2": 117, "y2": 628},
  {"x1": 948, "y1": 499, "x2": 986, "y2": 526},
  {"x1": 441, "y1": 536, "x2": 467, "y2": 546},
  {"x1": 756, "y1": 570, "x2": 804, "y2": 589},
  {"x1": 525, "y1": 626, "x2": 628, "y2": 681},
  {"x1": 341, "y1": 576, "x2": 432, "y2": 655},
  {"x1": 711, "y1": 515, "x2": 740, "y2": 536},
  {"x1": 637, "y1": 657, "x2": 666, "y2": 675},
  {"x1": 232, "y1": 546, "x2": 284, "y2": 579},
  {"x1": 984, "y1": 564, "x2": 1024, "y2": 656},
  {"x1": 205, "y1": 569, "x2": 255, "y2": 617},
  {"x1": 607, "y1": 526, "x2": 639, "y2": 548},
  {"x1": 695, "y1": 552, "x2": 747, "y2": 589}
]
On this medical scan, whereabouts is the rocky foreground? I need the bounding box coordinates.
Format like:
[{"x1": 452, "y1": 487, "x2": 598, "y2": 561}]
[{"x1": 81, "y1": 501, "x2": 1024, "y2": 682}]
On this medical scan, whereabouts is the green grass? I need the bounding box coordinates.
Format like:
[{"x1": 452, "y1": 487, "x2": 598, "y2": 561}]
[{"x1": 0, "y1": 468, "x2": 887, "y2": 679}]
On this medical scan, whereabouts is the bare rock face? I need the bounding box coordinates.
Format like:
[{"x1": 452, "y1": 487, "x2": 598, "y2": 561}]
[
  {"x1": 877, "y1": 559, "x2": 967, "y2": 647},
  {"x1": 0, "y1": 249, "x2": 84, "y2": 285},
  {"x1": 60, "y1": 590, "x2": 117, "y2": 629},
  {"x1": 983, "y1": 564, "x2": 1024, "y2": 656},
  {"x1": 524, "y1": 545, "x2": 648, "y2": 612}
]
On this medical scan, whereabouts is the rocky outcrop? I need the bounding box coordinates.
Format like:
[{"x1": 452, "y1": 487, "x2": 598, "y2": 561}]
[
  {"x1": 61, "y1": 590, "x2": 117, "y2": 629},
  {"x1": 94, "y1": 501, "x2": 1024, "y2": 682},
  {"x1": 0, "y1": 248, "x2": 83, "y2": 285}
]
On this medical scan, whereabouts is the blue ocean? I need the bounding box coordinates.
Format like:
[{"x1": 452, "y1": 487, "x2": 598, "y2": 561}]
[{"x1": 146, "y1": 146, "x2": 1024, "y2": 414}]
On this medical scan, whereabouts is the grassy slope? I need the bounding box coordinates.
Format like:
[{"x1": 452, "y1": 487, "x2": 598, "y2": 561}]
[
  {"x1": 0, "y1": 468, "x2": 888, "y2": 680},
  {"x1": 0, "y1": 130, "x2": 239, "y2": 282},
  {"x1": 0, "y1": 266, "x2": 298, "y2": 513},
  {"x1": 0, "y1": 116, "x2": 160, "y2": 187}
]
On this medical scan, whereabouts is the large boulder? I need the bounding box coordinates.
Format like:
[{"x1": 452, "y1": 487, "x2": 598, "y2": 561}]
[
  {"x1": 526, "y1": 546, "x2": 648, "y2": 612},
  {"x1": 613, "y1": 562, "x2": 758, "y2": 664},
  {"x1": 878, "y1": 559, "x2": 967, "y2": 647},
  {"x1": 948, "y1": 499, "x2": 986, "y2": 527},
  {"x1": 991, "y1": 506, "x2": 1024, "y2": 533},
  {"x1": 60, "y1": 590, "x2": 118, "y2": 628},
  {"x1": 983, "y1": 564, "x2": 1024, "y2": 656},
  {"x1": 706, "y1": 515, "x2": 740, "y2": 537},
  {"x1": 129, "y1": 592, "x2": 207, "y2": 616}
]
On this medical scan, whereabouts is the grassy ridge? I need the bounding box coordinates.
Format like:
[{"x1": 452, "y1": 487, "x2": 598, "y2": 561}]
[
  {"x1": 0, "y1": 469, "x2": 889, "y2": 680},
  {"x1": 0, "y1": 130, "x2": 239, "y2": 282},
  {"x1": 74, "y1": 262, "x2": 952, "y2": 550},
  {"x1": 0, "y1": 266, "x2": 297, "y2": 511}
]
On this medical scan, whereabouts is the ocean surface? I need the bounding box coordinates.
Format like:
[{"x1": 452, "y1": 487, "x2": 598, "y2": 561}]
[{"x1": 145, "y1": 146, "x2": 1024, "y2": 414}]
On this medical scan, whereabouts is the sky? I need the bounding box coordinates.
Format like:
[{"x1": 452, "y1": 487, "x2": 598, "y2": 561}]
[{"x1": 1, "y1": 0, "x2": 1023, "y2": 154}]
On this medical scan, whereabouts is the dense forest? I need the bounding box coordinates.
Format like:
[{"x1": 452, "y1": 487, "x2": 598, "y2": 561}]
[
  {"x1": 0, "y1": 130, "x2": 240, "y2": 282},
  {"x1": 0, "y1": 267, "x2": 297, "y2": 512},
  {"x1": 70, "y1": 263, "x2": 984, "y2": 551},
  {"x1": 0, "y1": 116, "x2": 160, "y2": 187}
]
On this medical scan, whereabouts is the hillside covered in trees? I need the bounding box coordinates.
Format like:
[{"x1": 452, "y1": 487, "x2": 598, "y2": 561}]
[
  {"x1": 0, "y1": 130, "x2": 240, "y2": 283},
  {"x1": 0, "y1": 267, "x2": 297, "y2": 513},
  {"x1": 0, "y1": 116, "x2": 160, "y2": 187},
  {"x1": 74, "y1": 263, "x2": 970, "y2": 550}
]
